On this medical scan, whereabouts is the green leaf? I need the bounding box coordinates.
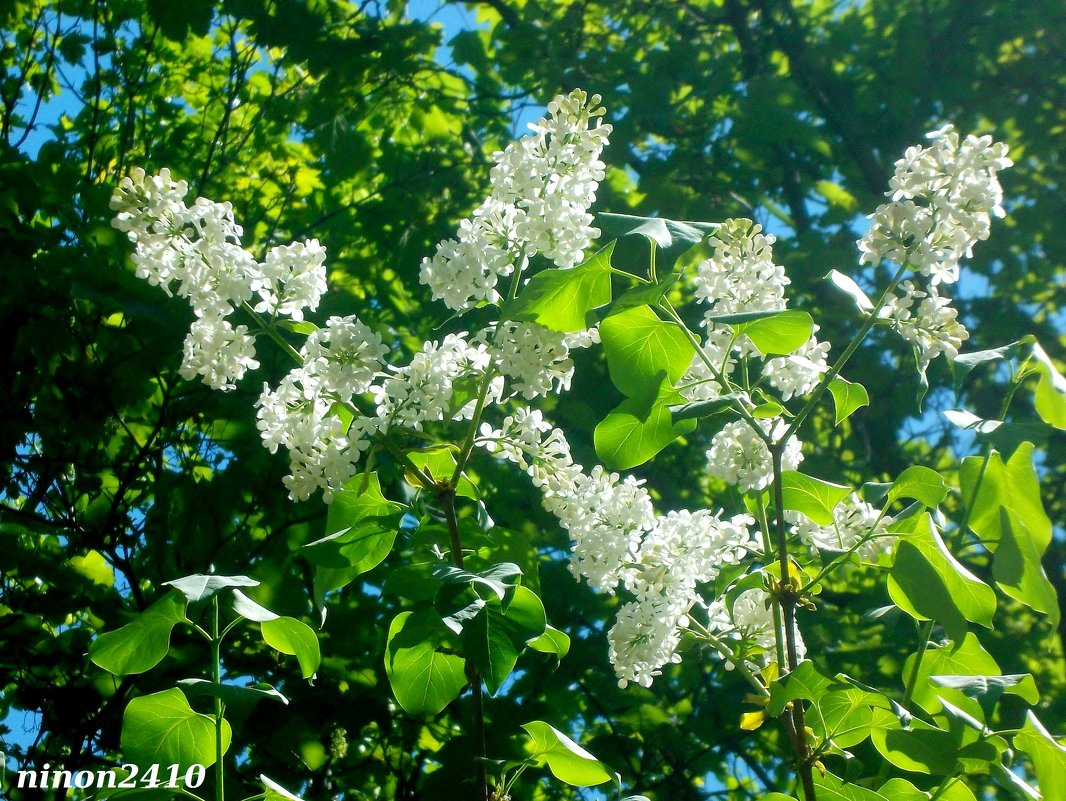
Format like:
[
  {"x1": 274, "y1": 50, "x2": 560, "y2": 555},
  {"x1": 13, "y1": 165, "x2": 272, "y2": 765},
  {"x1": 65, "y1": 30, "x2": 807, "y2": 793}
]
[
  {"x1": 816, "y1": 690, "x2": 896, "y2": 749},
  {"x1": 992, "y1": 763, "x2": 1042, "y2": 801},
  {"x1": 120, "y1": 688, "x2": 231, "y2": 770},
  {"x1": 145, "y1": 0, "x2": 213, "y2": 39},
  {"x1": 669, "y1": 393, "x2": 745, "y2": 421},
  {"x1": 942, "y1": 410, "x2": 1053, "y2": 455},
  {"x1": 384, "y1": 563, "x2": 443, "y2": 602},
  {"x1": 889, "y1": 514, "x2": 996, "y2": 638},
  {"x1": 962, "y1": 444, "x2": 1059, "y2": 625},
  {"x1": 462, "y1": 585, "x2": 546, "y2": 694},
  {"x1": 277, "y1": 320, "x2": 318, "y2": 336},
  {"x1": 303, "y1": 473, "x2": 404, "y2": 573},
  {"x1": 886, "y1": 466, "x2": 948, "y2": 508},
  {"x1": 68, "y1": 550, "x2": 115, "y2": 586},
  {"x1": 870, "y1": 719, "x2": 959, "y2": 775},
  {"x1": 996, "y1": 508, "x2": 1060, "y2": 626},
  {"x1": 1014, "y1": 712, "x2": 1066, "y2": 801},
  {"x1": 877, "y1": 779, "x2": 929, "y2": 801},
  {"x1": 595, "y1": 375, "x2": 696, "y2": 469},
  {"x1": 162, "y1": 574, "x2": 258, "y2": 603},
  {"x1": 937, "y1": 781, "x2": 978, "y2": 801},
  {"x1": 816, "y1": 181, "x2": 859, "y2": 212},
  {"x1": 929, "y1": 674, "x2": 1039, "y2": 718},
  {"x1": 176, "y1": 678, "x2": 288, "y2": 708},
  {"x1": 827, "y1": 270, "x2": 874, "y2": 313},
  {"x1": 767, "y1": 661, "x2": 842, "y2": 716},
  {"x1": 889, "y1": 540, "x2": 967, "y2": 642},
  {"x1": 90, "y1": 591, "x2": 188, "y2": 675},
  {"x1": 502, "y1": 243, "x2": 613, "y2": 332},
  {"x1": 779, "y1": 471, "x2": 851, "y2": 526},
  {"x1": 325, "y1": 472, "x2": 405, "y2": 530},
  {"x1": 406, "y1": 446, "x2": 479, "y2": 498},
  {"x1": 728, "y1": 309, "x2": 814, "y2": 356},
  {"x1": 434, "y1": 562, "x2": 522, "y2": 602},
  {"x1": 904, "y1": 633, "x2": 1002, "y2": 719},
  {"x1": 951, "y1": 338, "x2": 1031, "y2": 396},
  {"x1": 828, "y1": 378, "x2": 870, "y2": 426},
  {"x1": 522, "y1": 721, "x2": 613, "y2": 786},
  {"x1": 260, "y1": 617, "x2": 320, "y2": 679},
  {"x1": 597, "y1": 212, "x2": 717, "y2": 268},
  {"x1": 527, "y1": 625, "x2": 571, "y2": 660},
  {"x1": 813, "y1": 771, "x2": 890, "y2": 800},
  {"x1": 261, "y1": 775, "x2": 305, "y2": 801},
  {"x1": 1031, "y1": 342, "x2": 1066, "y2": 430},
  {"x1": 752, "y1": 400, "x2": 787, "y2": 418},
  {"x1": 230, "y1": 588, "x2": 279, "y2": 622},
  {"x1": 600, "y1": 304, "x2": 695, "y2": 393},
  {"x1": 312, "y1": 566, "x2": 362, "y2": 616},
  {"x1": 302, "y1": 524, "x2": 400, "y2": 573},
  {"x1": 384, "y1": 610, "x2": 467, "y2": 716},
  {"x1": 610, "y1": 270, "x2": 683, "y2": 311}
]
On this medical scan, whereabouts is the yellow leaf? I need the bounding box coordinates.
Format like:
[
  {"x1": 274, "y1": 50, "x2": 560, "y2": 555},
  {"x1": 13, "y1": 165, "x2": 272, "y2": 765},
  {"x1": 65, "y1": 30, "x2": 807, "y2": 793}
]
[{"x1": 740, "y1": 711, "x2": 767, "y2": 731}]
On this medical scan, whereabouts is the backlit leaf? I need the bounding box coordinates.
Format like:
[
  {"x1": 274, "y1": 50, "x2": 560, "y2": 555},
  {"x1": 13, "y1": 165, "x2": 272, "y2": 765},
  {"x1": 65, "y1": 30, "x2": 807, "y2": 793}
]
[
  {"x1": 90, "y1": 591, "x2": 188, "y2": 675},
  {"x1": 522, "y1": 721, "x2": 613, "y2": 786}
]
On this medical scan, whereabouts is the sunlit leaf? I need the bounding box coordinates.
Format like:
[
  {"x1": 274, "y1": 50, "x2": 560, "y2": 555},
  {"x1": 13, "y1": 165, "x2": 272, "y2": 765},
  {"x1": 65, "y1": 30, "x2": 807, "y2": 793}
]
[
  {"x1": 828, "y1": 378, "x2": 870, "y2": 426},
  {"x1": 121, "y1": 688, "x2": 230, "y2": 770},
  {"x1": 502, "y1": 243, "x2": 614, "y2": 332},
  {"x1": 522, "y1": 721, "x2": 613, "y2": 786},
  {"x1": 384, "y1": 610, "x2": 466, "y2": 716},
  {"x1": 90, "y1": 591, "x2": 188, "y2": 675},
  {"x1": 780, "y1": 471, "x2": 851, "y2": 526},
  {"x1": 261, "y1": 617, "x2": 321, "y2": 679}
]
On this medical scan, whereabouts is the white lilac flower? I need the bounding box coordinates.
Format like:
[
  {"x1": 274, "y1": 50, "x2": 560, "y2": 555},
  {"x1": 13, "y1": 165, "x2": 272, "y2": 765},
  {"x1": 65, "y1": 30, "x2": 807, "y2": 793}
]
[
  {"x1": 300, "y1": 315, "x2": 388, "y2": 400},
  {"x1": 489, "y1": 321, "x2": 575, "y2": 399},
  {"x1": 477, "y1": 408, "x2": 580, "y2": 493},
  {"x1": 110, "y1": 166, "x2": 188, "y2": 243},
  {"x1": 626, "y1": 510, "x2": 756, "y2": 599},
  {"x1": 478, "y1": 411, "x2": 764, "y2": 688},
  {"x1": 178, "y1": 229, "x2": 260, "y2": 318},
  {"x1": 491, "y1": 89, "x2": 611, "y2": 223},
  {"x1": 695, "y1": 219, "x2": 789, "y2": 318},
  {"x1": 374, "y1": 333, "x2": 495, "y2": 430},
  {"x1": 695, "y1": 218, "x2": 792, "y2": 361},
  {"x1": 112, "y1": 168, "x2": 342, "y2": 397},
  {"x1": 254, "y1": 239, "x2": 328, "y2": 321},
  {"x1": 789, "y1": 493, "x2": 894, "y2": 562},
  {"x1": 280, "y1": 417, "x2": 380, "y2": 503},
  {"x1": 420, "y1": 90, "x2": 612, "y2": 310},
  {"x1": 605, "y1": 510, "x2": 759, "y2": 687},
  {"x1": 764, "y1": 330, "x2": 831, "y2": 401},
  {"x1": 608, "y1": 596, "x2": 686, "y2": 688},
  {"x1": 514, "y1": 192, "x2": 597, "y2": 270},
  {"x1": 880, "y1": 280, "x2": 969, "y2": 371},
  {"x1": 477, "y1": 412, "x2": 655, "y2": 590},
  {"x1": 706, "y1": 587, "x2": 805, "y2": 670},
  {"x1": 706, "y1": 418, "x2": 803, "y2": 493},
  {"x1": 482, "y1": 416, "x2": 650, "y2": 591},
  {"x1": 859, "y1": 124, "x2": 1011, "y2": 285},
  {"x1": 556, "y1": 466, "x2": 657, "y2": 591},
  {"x1": 419, "y1": 199, "x2": 522, "y2": 310},
  {"x1": 180, "y1": 314, "x2": 259, "y2": 391},
  {"x1": 563, "y1": 327, "x2": 601, "y2": 349},
  {"x1": 255, "y1": 370, "x2": 382, "y2": 502},
  {"x1": 120, "y1": 188, "x2": 259, "y2": 318}
]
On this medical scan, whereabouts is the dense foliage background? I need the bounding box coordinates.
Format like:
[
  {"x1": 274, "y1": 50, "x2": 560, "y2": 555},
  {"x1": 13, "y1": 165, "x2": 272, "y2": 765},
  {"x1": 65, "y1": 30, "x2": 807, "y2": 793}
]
[{"x1": 2, "y1": 1, "x2": 1063, "y2": 799}]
